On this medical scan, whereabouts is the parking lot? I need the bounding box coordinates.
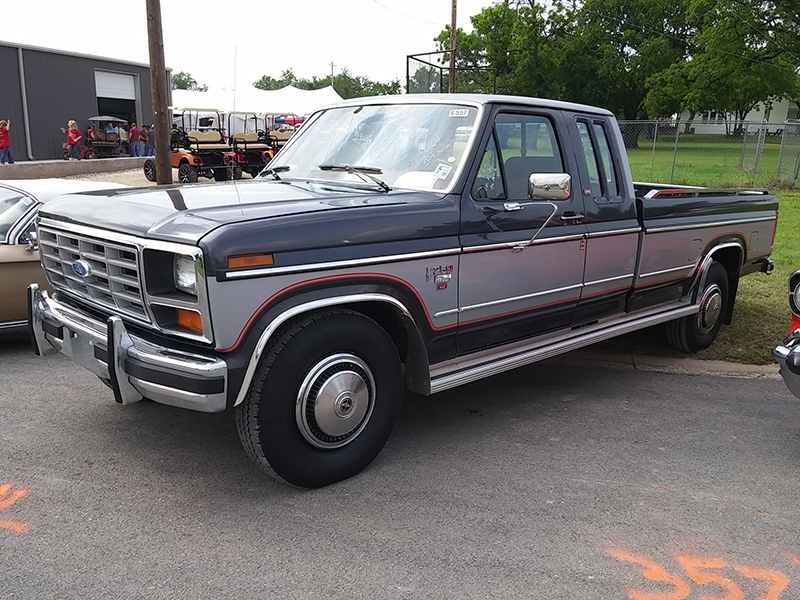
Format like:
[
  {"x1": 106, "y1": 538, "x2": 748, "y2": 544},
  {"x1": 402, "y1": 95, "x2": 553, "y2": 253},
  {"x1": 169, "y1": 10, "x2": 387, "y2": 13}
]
[{"x1": 1, "y1": 329, "x2": 799, "y2": 599}]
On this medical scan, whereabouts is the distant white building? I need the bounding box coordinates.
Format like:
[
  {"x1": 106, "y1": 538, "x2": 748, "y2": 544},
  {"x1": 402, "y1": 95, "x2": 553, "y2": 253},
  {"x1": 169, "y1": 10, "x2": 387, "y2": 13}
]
[{"x1": 678, "y1": 97, "x2": 798, "y2": 133}]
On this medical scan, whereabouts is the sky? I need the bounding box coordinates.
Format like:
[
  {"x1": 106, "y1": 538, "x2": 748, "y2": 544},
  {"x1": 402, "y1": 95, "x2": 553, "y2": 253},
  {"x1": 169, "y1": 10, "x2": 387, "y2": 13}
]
[{"x1": 5, "y1": 0, "x2": 493, "y2": 92}]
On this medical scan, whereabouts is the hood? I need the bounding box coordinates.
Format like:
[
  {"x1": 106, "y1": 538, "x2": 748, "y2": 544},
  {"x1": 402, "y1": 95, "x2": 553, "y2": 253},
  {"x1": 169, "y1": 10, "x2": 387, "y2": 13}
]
[{"x1": 39, "y1": 179, "x2": 422, "y2": 244}]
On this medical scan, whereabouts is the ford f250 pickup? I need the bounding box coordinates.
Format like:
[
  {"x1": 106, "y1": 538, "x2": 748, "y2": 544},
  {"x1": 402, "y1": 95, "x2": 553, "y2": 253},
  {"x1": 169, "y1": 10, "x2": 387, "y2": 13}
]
[{"x1": 28, "y1": 94, "x2": 778, "y2": 487}]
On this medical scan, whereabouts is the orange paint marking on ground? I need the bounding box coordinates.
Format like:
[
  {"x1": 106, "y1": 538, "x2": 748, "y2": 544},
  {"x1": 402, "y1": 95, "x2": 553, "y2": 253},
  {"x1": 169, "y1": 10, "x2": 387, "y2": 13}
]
[
  {"x1": 673, "y1": 555, "x2": 743, "y2": 600},
  {"x1": 607, "y1": 548, "x2": 691, "y2": 600},
  {"x1": 787, "y1": 555, "x2": 800, "y2": 567},
  {"x1": 0, "y1": 483, "x2": 29, "y2": 533},
  {"x1": 733, "y1": 565, "x2": 790, "y2": 600}
]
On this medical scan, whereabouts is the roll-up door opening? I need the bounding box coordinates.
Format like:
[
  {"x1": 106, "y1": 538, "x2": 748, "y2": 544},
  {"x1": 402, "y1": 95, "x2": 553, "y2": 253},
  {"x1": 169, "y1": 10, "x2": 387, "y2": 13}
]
[{"x1": 95, "y1": 71, "x2": 137, "y2": 123}]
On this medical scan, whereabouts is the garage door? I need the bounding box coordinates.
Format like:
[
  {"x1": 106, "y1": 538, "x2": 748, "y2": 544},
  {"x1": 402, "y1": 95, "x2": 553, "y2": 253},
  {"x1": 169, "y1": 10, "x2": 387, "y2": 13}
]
[{"x1": 95, "y1": 71, "x2": 136, "y2": 100}]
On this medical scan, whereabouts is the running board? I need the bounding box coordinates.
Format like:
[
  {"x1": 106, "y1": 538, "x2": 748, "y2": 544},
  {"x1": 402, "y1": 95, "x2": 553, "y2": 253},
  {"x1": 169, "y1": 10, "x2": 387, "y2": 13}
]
[{"x1": 429, "y1": 303, "x2": 699, "y2": 394}]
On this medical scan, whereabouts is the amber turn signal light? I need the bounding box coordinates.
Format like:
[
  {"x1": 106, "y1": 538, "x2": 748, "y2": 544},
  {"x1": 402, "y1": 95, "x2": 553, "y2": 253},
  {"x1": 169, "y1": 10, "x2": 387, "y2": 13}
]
[
  {"x1": 227, "y1": 253, "x2": 274, "y2": 269},
  {"x1": 176, "y1": 309, "x2": 203, "y2": 333}
]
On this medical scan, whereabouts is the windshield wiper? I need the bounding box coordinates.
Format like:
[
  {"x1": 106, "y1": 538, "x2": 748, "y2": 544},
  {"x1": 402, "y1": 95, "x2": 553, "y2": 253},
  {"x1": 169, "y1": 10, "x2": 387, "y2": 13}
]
[
  {"x1": 259, "y1": 165, "x2": 291, "y2": 180},
  {"x1": 318, "y1": 164, "x2": 391, "y2": 193}
]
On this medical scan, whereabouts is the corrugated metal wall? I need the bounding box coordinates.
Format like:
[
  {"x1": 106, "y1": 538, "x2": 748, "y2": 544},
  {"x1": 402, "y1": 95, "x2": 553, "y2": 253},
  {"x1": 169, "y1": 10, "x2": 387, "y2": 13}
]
[
  {"x1": 0, "y1": 46, "x2": 25, "y2": 163},
  {"x1": 1, "y1": 43, "x2": 166, "y2": 161}
]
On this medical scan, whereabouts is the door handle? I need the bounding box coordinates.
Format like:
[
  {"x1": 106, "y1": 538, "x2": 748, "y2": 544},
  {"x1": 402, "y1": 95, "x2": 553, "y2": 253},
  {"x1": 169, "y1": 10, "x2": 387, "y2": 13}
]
[
  {"x1": 503, "y1": 202, "x2": 523, "y2": 211},
  {"x1": 560, "y1": 212, "x2": 585, "y2": 223}
]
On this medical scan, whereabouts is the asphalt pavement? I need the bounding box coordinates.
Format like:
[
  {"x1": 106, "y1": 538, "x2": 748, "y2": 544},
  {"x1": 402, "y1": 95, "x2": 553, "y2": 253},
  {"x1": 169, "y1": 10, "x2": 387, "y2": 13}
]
[{"x1": 1, "y1": 330, "x2": 799, "y2": 600}]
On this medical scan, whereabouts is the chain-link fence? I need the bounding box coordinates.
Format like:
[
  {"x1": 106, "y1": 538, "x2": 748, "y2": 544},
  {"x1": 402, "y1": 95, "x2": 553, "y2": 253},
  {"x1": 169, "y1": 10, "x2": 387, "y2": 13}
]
[{"x1": 618, "y1": 120, "x2": 799, "y2": 187}]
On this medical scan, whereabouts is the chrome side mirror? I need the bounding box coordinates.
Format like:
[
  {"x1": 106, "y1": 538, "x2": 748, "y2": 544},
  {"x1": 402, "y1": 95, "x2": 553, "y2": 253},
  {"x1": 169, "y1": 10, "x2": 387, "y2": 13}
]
[
  {"x1": 25, "y1": 231, "x2": 38, "y2": 252},
  {"x1": 529, "y1": 173, "x2": 571, "y2": 201}
]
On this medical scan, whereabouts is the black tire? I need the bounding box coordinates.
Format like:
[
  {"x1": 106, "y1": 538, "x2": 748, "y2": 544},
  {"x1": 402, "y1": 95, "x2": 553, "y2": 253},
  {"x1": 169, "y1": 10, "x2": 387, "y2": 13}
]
[
  {"x1": 666, "y1": 261, "x2": 729, "y2": 353},
  {"x1": 143, "y1": 158, "x2": 157, "y2": 182},
  {"x1": 235, "y1": 310, "x2": 402, "y2": 488},
  {"x1": 178, "y1": 163, "x2": 198, "y2": 183},
  {"x1": 232, "y1": 166, "x2": 243, "y2": 180},
  {"x1": 213, "y1": 168, "x2": 231, "y2": 182}
]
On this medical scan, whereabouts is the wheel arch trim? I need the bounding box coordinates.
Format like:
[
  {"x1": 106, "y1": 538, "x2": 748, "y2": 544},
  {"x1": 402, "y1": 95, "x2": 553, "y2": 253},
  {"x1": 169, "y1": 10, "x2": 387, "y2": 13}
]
[
  {"x1": 232, "y1": 293, "x2": 429, "y2": 407},
  {"x1": 691, "y1": 240, "x2": 744, "y2": 304}
]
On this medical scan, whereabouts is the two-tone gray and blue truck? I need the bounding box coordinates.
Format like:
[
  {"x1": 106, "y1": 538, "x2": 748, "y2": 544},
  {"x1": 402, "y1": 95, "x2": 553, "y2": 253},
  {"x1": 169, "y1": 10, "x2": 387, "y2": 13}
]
[{"x1": 29, "y1": 94, "x2": 778, "y2": 487}]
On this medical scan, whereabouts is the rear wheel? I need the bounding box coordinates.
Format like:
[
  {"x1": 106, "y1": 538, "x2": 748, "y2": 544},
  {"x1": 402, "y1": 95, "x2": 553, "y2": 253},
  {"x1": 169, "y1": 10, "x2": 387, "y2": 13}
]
[
  {"x1": 143, "y1": 158, "x2": 156, "y2": 182},
  {"x1": 213, "y1": 167, "x2": 231, "y2": 182},
  {"x1": 178, "y1": 163, "x2": 198, "y2": 183},
  {"x1": 232, "y1": 166, "x2": 243, "y2": 180},
  {"x1": 235, "y1": 310, "x2": 402, "y2": 488},
  {"x1": 666, "y1": 261, "x2": 729, "y2": 352}
]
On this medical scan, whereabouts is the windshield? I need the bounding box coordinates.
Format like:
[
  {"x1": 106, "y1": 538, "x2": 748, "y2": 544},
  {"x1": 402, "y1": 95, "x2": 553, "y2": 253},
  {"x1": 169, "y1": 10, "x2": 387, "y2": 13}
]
[
  {"x1": 0, "y1": 188, "x2": 36, "y2": 243},
  {"x1": 268, "y1": 103, "x2": 479, "y2": 192}
]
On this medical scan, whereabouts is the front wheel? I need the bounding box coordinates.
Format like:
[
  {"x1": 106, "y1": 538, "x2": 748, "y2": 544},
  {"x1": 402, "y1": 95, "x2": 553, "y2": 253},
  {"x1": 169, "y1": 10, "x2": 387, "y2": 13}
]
[
  {"x1": 143, "y1": 158, "x2": 156, "y2": 182},
  {"x1": 666, "y1": 261, "x2": 729, "y2": 353},
  {"x1": 235, "y1": 310, "x2": 402, "y2": 488},
  {"x1": 178, "y1": 163, "x2": 198, "y2": 183}
]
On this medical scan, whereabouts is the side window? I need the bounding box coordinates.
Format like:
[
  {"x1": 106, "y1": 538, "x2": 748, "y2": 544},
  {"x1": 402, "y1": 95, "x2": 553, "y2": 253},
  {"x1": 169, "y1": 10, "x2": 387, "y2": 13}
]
[
  {"x1": 473, "y1": 134, "x2": 505, "y2": 199},
  {"x1": 576, "y1": 122, "x2": 602, "y2": 199},
  {"x1": 471, "y1": 113, "x2": 565, "y2": 201},
  {"x1": 592, "y1": 123, "x2": 619, "y2": 198},
  {"x1": 495, "y1": 114, "x2": 563, "y2": 200}
]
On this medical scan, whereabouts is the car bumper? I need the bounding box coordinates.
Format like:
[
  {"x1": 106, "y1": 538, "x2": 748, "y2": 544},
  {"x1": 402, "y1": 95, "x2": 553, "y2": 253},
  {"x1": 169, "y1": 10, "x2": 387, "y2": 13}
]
[
  {"x1": 28, "y1": 283, "x2": 228, "y2": 412},
  {"x1": 772, "y1": 329, "x2": 800, "y2": 400}
]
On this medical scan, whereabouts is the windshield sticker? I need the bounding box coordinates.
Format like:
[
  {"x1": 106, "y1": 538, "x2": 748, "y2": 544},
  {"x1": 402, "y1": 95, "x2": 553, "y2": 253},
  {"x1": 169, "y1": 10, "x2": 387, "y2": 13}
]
[
  {"x1": 449, "y1": 109, "x2": 470, "y2": 118},
  {"x1": 433, "y1": 163, "x2": 453, "y2": 180}
]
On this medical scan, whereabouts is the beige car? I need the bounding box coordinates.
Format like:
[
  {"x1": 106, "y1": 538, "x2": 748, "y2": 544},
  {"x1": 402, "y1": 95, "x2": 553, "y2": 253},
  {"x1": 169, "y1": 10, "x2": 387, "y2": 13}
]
[{"x1": 0, "y1": 179, "x2": 128, "y2": 329}]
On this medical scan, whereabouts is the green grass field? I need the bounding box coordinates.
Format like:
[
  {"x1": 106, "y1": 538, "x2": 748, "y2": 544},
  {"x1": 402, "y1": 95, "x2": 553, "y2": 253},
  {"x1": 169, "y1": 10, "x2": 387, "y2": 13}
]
[{"x1": 594, "y1": 137, "x2": 799, "y2": 364}]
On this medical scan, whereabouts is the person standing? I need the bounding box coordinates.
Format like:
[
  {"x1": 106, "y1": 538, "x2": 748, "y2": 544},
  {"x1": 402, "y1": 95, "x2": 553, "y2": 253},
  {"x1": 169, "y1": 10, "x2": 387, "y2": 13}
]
[
  {"x1": 0, "y1": 119, "x2": 13, "y2": 164},
  {"x1": 145, "y1": 125, "x2": 154, "y2": 156},
  {"x1": 129, "y1": 123, "x2": 141, "y2": 157},
  {"x1": 118, "y1": 124, "x2": 129, "y2": 155},
  {"x1": 61, "y1": 120, "x2": 82, "y2": 160}
]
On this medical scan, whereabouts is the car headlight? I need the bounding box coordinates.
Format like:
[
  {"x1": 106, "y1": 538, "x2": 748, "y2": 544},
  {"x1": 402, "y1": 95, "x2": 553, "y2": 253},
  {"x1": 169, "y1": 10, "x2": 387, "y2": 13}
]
[
  {"x1": 794, "y1": 281, "x2": 800, "y2": 313},
  {"x1": 174, "y1": 254, "x2": 197, "y2": 296}
]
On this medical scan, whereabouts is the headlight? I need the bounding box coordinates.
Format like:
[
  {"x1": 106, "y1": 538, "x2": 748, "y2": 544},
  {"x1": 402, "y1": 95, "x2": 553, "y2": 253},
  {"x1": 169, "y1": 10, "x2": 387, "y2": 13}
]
[
  {"x1": 794, "y1": 282, "x2": 800, "y2": 313},
  {"x1": 174, "y1": 254, "x2": 197, "y2": 296}
]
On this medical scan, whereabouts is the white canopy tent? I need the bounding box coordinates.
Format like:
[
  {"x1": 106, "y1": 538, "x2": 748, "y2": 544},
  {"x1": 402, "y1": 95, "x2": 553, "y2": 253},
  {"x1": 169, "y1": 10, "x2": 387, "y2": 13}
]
[{"x1": 170, "y1": 85, "x2": 343, "y2": 117}]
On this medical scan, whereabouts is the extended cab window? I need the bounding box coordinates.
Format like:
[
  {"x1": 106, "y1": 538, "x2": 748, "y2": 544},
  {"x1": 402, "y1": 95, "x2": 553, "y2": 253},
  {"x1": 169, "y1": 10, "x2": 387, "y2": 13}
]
[
  {"x1": 472, "y1": 114, "x2": 564, "y2": 201},
  {"x1": 576, "y1": 118, "x2": 620, "y2": 203}
]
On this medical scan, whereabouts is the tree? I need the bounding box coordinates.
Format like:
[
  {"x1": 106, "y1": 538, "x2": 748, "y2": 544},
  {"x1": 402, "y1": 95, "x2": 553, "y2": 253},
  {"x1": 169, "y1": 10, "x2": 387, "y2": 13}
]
[{"x1": 171, "y1": 71, "x2": 208, "y2": 91}]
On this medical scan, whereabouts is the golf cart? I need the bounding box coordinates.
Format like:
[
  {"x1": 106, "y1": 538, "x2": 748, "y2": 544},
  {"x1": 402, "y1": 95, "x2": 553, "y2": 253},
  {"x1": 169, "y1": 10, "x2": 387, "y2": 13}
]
[
  {"x1": 88, "y1": 116, "x2": 127, "y2": 158},
  {"x1": 143, "y1": 109, "x2": 235, "y2": 183},
  {"x1": 226, "y1": 112, "x2": 281, "y2": 178}
]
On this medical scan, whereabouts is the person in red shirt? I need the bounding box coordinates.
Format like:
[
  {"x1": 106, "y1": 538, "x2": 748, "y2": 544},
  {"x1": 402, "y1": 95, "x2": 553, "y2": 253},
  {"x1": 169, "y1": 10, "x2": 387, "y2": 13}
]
[
  {"x1": 61, "y1": 120, "x2": 83, "y2": 160},
  {"x1": 0, "y1": 119, "x2": 13, "y2": 164},
  {"x1": 129, "y1": 123, "x2": 141, "y2": 157}
]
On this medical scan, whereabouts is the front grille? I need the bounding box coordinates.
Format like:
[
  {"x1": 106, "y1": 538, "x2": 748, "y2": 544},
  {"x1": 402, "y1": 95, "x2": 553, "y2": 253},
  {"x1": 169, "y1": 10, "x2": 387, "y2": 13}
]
[{"x1": 38, "y1": 225, "x2": 149, "y2": 322}]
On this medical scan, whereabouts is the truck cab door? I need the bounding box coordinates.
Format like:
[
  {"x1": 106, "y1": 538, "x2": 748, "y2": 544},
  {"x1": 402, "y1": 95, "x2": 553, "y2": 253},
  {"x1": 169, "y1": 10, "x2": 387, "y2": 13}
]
[
  {"x1": 571, "y1": 116, "x2": 640, "y2": 325},
  {"x1": 457, "y1": 108, "x2": 588, "y2": 355}
]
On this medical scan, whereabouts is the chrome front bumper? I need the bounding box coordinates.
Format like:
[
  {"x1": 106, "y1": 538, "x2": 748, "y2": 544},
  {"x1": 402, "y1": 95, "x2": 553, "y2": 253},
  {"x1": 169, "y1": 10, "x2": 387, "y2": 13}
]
[
  {"x1": 772, "y1": 329, "x2": 800, "y2": 400},
  {"x1": 28, "y1": 284, "x2": 228, "y2": 412}
]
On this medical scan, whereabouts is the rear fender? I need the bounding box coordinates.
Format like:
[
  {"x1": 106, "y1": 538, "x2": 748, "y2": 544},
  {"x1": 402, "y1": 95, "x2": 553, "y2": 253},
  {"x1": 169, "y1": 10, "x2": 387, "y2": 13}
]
[{"x1": 691, "y1": 241, "x2": 744, "y2": 324}]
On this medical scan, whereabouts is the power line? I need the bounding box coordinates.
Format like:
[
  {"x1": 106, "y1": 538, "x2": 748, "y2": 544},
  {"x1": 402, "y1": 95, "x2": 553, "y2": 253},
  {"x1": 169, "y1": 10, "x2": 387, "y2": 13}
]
[{"x1": 369, "y1": 0, "x2": 448, "y2": 26}]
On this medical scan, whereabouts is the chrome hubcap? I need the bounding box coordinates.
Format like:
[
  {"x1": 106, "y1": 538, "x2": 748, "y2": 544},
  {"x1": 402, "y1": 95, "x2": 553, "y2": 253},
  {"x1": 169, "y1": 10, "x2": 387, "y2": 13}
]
[
  {"x1": 697, "y1": 284, "x2": 722, "y2": 334},
  {"x1": 296, "y1": 353, "x2": 375, "y2": 449}
]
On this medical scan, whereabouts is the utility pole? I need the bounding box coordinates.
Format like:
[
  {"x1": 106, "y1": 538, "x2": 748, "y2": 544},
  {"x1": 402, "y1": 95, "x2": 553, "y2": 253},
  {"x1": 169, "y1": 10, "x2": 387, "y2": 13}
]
[
  {"x1": 145, "y1": 0, "x2": 172, "y2": 185},
  {"x1": 330, "y1": 61, "x2": 336, "y2": 91},
  {"x1": 448, "y1": 0, "x2": 457, "y2": 93}
]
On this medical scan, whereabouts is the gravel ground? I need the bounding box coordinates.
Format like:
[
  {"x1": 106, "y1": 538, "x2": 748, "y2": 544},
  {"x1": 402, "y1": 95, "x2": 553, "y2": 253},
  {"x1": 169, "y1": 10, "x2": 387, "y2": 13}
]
[{"x1": 65, "y1": 167, "x2": 240, "y2": 187}]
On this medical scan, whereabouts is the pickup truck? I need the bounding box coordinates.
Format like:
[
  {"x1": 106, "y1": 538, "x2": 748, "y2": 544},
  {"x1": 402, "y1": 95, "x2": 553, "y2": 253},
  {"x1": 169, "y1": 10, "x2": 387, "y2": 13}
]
[{"x1": 28, "y1": 94, "x2": 778, "y2": 487}]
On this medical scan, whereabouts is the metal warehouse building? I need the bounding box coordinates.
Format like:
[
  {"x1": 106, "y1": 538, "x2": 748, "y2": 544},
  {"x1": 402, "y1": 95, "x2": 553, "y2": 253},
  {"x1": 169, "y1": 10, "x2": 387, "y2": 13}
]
[{"x1": 0, "y1": 41, "x2": 171, "y2": 161}]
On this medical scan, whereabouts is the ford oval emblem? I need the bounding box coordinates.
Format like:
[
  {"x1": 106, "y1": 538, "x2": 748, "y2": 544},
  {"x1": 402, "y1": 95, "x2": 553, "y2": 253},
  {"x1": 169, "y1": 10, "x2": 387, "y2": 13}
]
[{"x1": 72, "y1": 260, "x2": 92, "y2": 278}]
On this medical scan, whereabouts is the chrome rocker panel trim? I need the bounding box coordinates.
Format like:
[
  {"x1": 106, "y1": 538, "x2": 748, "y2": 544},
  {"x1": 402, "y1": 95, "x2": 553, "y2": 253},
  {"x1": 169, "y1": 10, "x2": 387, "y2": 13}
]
[
  {"x1": 429, "y1": 302, "x2": 700, "y2": 394},
  {"x1": 28, "y1": 284, "x2": 228, "y2": 413}
]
